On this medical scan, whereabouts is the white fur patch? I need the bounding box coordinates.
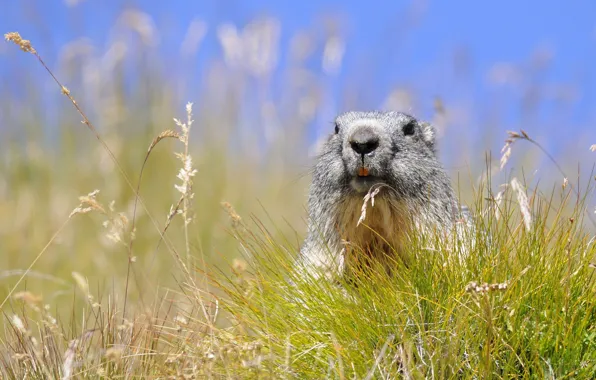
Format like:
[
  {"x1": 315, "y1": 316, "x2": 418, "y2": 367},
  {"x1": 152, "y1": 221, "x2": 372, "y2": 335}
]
[{"x1": 347, "y1": 118, "x2": 383, "y2": 130}]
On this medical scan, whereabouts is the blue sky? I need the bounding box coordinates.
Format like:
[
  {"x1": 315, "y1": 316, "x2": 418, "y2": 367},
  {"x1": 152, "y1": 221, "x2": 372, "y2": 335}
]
[{"x1": 2, "y1": 0, "x2": 596, "y2": 161}]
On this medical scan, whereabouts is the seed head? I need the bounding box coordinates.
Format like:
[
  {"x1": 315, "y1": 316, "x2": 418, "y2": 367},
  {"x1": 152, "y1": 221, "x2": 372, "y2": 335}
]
[{"x1": 4, "y1": 32, "x2": 36, "y2": 54}]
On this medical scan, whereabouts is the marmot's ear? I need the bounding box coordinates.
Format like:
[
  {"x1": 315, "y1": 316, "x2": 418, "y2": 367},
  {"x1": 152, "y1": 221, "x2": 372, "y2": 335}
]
[{"x1": 419, "y1": 121, "x2": 437, "y2": 154}]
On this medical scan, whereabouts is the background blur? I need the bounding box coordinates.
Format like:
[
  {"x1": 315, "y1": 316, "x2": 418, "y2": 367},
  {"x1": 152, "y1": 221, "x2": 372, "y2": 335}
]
[{"x1": 1, "y1": 0, "x2": 595, "y2": 310}]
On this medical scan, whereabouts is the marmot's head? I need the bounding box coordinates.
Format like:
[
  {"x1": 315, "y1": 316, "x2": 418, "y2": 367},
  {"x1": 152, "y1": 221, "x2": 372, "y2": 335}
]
[
  {"x1": 317, "y1": 111, "x2": 440, "y2": 197},
  {"x1": 302, "y1": 111, "x2": 462, "y2": 278}
]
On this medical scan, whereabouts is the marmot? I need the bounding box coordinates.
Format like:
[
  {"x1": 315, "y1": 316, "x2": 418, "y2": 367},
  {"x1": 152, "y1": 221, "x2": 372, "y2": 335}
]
[{"x1": 299, "y1": 111, "x2": 469, "y2": 280}]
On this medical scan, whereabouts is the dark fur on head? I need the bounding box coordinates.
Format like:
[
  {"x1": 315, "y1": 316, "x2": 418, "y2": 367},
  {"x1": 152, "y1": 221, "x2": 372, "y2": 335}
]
[{"x1": 299, "y1": 111, "x2": 462, "y2": 280}]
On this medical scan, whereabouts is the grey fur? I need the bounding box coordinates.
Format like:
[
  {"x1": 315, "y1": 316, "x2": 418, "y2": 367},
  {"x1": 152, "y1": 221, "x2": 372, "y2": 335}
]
[{"x1": 299, "y1": 111, "x2": 467, "y2": 280}]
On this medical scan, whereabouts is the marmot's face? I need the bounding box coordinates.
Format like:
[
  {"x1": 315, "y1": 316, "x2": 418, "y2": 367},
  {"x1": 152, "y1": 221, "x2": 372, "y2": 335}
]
[{"x1": 328, "y1": 111, "x2": 437, "y2": 195}]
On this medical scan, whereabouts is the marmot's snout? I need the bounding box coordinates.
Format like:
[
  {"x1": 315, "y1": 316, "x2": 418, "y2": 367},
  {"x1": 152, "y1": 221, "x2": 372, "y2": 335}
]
[
  {"x1": 349, "y1": 126, "x2": 379, "y2": 158},
  {"x1": 345, "y1": 124, "x2": 386, "y2": 193}
]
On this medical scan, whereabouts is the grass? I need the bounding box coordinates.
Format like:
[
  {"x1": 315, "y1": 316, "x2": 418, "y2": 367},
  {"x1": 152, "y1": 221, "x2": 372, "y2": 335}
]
[
  {"x1": 3, "y1": 165, "x2": 596, "y2": 377},
  {"x1": 2, "y1": 15, "x2": 596, "y2": 378},
  {"x1": 209, "y1": 181, "x2": 596, "y2": 378}
]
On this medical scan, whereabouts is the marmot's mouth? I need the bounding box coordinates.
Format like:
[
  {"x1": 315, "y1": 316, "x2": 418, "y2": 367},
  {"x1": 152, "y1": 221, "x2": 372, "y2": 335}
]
[
  {"x1": 350, "y1": 174, "x2": 383, "y2": 193},
  {"x1": 357, "y1": 167, "x2": 370, "y2": 177}
]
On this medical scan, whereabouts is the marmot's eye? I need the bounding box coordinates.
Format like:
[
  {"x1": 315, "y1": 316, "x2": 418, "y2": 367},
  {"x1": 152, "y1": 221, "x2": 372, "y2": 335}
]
[
  {"x1": 403, "y1": 121, "x2": 416, "y2": 136},
  {"x1": 334, "y1": 123, "x2": 340, "y2": 134}
]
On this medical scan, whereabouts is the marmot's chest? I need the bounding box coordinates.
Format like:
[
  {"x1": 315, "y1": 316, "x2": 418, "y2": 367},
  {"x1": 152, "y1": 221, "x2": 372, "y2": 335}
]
[{"x1": 335, "y1": 196, "x2": 412, "y2": 260}]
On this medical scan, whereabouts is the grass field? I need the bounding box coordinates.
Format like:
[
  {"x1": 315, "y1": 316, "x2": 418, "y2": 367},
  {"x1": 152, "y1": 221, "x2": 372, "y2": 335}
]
[{"x1": 2, "y1": 12, "x2": 596, "y2": 379}]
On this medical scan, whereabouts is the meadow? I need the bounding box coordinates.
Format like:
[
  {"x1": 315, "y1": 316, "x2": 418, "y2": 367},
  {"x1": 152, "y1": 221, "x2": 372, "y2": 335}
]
[{"x1": 2, "y1": 8, "x2": 596, "y2": 378}]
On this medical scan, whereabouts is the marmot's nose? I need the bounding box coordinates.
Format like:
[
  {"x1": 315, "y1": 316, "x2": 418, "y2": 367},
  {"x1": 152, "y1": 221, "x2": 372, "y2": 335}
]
[{"x1": 349, "y1": 128, "x2": 379, "y2": 155}]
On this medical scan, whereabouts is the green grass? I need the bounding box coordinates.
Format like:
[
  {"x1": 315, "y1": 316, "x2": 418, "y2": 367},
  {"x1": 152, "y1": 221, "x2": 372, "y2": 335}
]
[
  {"x1": 207, "y1": 184, "x2": 596, "y2": 378},
  {"x1": 2, "y1": 18, "x2": 596, "y2": 379},
  {"x1": 3, "y1": 173, "x2": 596, "y2": 378}
]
